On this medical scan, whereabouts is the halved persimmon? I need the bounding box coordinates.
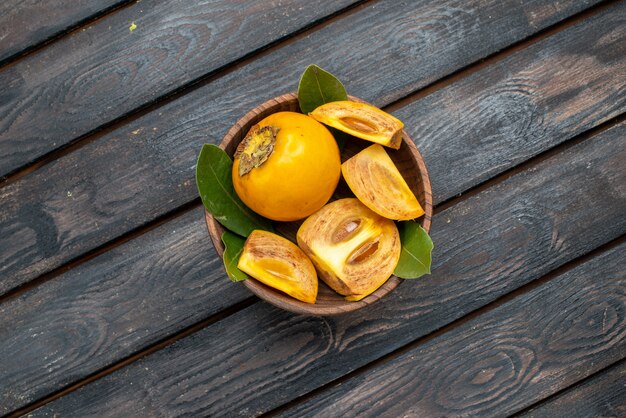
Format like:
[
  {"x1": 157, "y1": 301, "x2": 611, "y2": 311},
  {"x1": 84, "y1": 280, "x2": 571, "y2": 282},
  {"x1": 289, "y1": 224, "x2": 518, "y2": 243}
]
[
  {"x1": 238, "y1": 230, "x2": 318, "y2": 303},
  {"x1": 309, "y1": 101, "x2": 404, "y2": 149},
  {"x1": 297, "y1": 198, "x2": 400, "y2": 301},
  {"x1": 342, "y1": 144, "x2": 424, "y2": 221}
]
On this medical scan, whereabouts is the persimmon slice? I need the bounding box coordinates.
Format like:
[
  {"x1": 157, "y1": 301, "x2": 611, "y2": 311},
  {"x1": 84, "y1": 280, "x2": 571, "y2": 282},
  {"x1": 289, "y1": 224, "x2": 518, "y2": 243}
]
[
  {"x1": 238, "y1": 230, "x2": 318, "y2": 303},
  {"x1": 342, "y1": 144, "x2": 424, "y2": 221},
  {"x1": 297, "y1": 198, "x2": 400, "y2": 301},
  {"x1": 309, "y1": 101, "x2": 404, "y2": 149}
]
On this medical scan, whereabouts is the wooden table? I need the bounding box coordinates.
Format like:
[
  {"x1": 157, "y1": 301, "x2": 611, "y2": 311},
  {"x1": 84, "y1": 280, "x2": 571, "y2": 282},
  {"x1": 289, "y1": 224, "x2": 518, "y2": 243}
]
[{"x1": 0, "y1": 0, "x2": 624, "y2": 416}]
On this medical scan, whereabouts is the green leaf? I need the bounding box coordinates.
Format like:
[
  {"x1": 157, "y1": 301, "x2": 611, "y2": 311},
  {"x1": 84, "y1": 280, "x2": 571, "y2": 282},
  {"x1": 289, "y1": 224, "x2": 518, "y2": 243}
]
[
  {"x1": 298, "y1": 64, "x2": 348, "y2": 114},
  {"x1": 221, "y1": 231, "x2": 248, "y2": 282},
  {"x1": 394, "y1": 221, "x2": 434, "y2": 279},
  {"x1": 196, "y1": 144, "x2": 273, "y2": 237}
]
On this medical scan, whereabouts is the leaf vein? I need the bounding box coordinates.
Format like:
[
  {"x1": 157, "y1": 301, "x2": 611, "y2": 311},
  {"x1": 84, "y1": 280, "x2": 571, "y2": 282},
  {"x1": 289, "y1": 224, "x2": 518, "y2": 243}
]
[{"x1": 401, "y1": 247, "x2": 428, "y2": 270}]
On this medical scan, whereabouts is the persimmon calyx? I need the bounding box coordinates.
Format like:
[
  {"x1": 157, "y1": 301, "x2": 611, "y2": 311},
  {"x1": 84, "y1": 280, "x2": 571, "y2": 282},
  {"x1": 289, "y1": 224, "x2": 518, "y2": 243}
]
[{"x1": 235, "y1": 124, "x2": 279, "y2": 176}]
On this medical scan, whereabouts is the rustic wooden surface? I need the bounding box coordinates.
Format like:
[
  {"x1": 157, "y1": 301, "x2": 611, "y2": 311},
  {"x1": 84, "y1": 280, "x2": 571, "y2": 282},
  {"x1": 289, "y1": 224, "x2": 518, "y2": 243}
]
[
  {"x1": 277, "y1": 242, "x2": 626, "y2": 417},
  {"x1": 0, "y1": 0, "x2": 624, "y2": 416},
  {"x1": 24, "y1": 120, "x2": 626, "y2": 416},
  {"x1": 0, "y1": 0, "x2": 129, "y2": 64},
  {"x1": 0, "y1": 0, "x2": 361, "y2": 177},
  {"x1": 1, "y1": 0, "x2": 620, "y2": 296},
  {"x1": 516, "y1": 361, "x2": 626, "y2": 418},
  {"x1": 0, "y1": 0, "x2": 600, "y2": 177}
]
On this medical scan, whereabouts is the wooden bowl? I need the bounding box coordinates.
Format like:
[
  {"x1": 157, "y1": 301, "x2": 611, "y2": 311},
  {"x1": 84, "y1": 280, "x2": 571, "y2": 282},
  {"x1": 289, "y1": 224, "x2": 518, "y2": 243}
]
[{"x1": 205, "y1": 93, "x2": 432, "y2": 316}]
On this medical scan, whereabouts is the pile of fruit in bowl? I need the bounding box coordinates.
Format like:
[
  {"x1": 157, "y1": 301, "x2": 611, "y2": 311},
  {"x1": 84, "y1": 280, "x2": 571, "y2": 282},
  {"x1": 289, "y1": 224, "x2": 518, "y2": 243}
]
[{"x1": 197, "y1": 65, "x2": 433, "y2": 314}]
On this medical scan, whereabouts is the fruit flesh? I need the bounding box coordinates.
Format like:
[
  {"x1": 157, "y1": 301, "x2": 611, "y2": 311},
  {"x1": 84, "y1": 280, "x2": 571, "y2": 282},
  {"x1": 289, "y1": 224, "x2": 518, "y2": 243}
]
[
  {"x1": 342, "y1": 144, "x2": 424, "y2": 220},
  {"x1": 297, "y1": 198, "x2": 400, "y2": 301},
  {"x1": 309, "y1": 101, "x2": 404, "y2": 149},
  {"x1": 232, "y1": 112, "x2": 341, "y2": 221},
  {"x1": 238, "y1": 230, "x2": 318, "y2": 303}
]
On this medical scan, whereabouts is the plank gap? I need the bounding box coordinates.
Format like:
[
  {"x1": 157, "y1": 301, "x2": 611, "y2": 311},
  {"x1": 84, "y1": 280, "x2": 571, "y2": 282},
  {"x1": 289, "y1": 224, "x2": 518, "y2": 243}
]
[
  {"x1": 0, "y1": 3, "x2": 623, "y2": 409},
  {"x1": 435, "y1": 112, "x2": 626, "y2": 214},
  {"x1": 0, "y1": 0, "x2": 136, "y2": 70},
  {"x1": 262, "y1": 234, "x2": 626, "y2": 417},
  {"x1": 5, "y1": 108, "x2": 622, "y2": 308},
  {"x1": 0, "y1": 0, "x2": 374, "y2": 188},
  {"x1": 1, "y1": 0, "x2": 620, "y2": 297},
  {"x1": 6, "y1": 296, "x2": 258, "y2": 418},
  {"x1": 0, "y1": 0, "x2": 611, "y2": 188},
  {"x1": 385, "y1": 0, "x2": 621, "y2": 113},
  {"x1": 509, "y1": 357, "x2": 626, "y2": 417},
  {"x1": 0, "y1": 198, "x2": 200, "y2": 305},
  {"x1": 8, "y1": 143, "x2": 625, "y2": 415}
]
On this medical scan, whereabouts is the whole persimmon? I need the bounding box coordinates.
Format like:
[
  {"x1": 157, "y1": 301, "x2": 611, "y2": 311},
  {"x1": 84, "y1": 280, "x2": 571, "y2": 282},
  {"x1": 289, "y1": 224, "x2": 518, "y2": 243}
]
[{"x1": 232, "y1": 111, "x2": 340, "y2": 221}]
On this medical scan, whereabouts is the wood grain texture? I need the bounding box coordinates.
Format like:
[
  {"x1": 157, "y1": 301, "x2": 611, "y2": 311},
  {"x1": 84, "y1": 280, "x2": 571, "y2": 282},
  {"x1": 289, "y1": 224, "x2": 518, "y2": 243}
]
[
  {"x1": 0, "y1": 207, "x2": 250, "y2": 414},
  {"x1": 395, "y1": 5, "x2": 626, "y2": 203},
  {"x1": 277, "y1": 243, "x2": 626, "y2": 418},
  {"x1": 5, "y1": 72, "x2": 624, "y2": 415},
  {"x1": 516, "y1": 361, "x2": 626, "y2": 418},
  {"x1": 29, "y1": 122, "x2": 626, "y2": 416},
  {"x1": 0, "y1": 0, "x2": 360, "y2": 177},
  {"x1": 0, "y1": 0, "x2": 615, "y2": 295},
  {"x1": 0, "y1": 0, "x2": 602, "y2": 177},
  {"x1": 0, "y1": 0, "x2": 126, "y2": 64}
]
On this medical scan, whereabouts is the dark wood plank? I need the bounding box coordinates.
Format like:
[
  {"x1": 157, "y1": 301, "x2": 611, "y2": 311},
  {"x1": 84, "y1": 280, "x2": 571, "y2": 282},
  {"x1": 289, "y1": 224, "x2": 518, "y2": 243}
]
[
  {"x1": 0, "y1": 0, "x2": 361, "y2": 177},
  {"x1": 0, "y1": 0, "x2": 619, "y2": 295},
  {"x1": 394, "y1": 6, "x2": 626, "y2": 203},
  {"x1": 0, "y1": 0, "x2": 126, "y2": 64},
  {"x1": 4, "y1": 32, "x2": 625, "y2": 413},
  {"x1": 1, "y1": 5, "x2": 622, "y2": 412},
  {"x1": 516, "y1": 361, "x2": 626, "y2": 418},
  {"x1": 28, "y1": 122, "x2": 626, "y2": 416},
  {"x1": 0, "y1": 207, "x2": 250, "y2": 414},
  {"x1": 0, "y1": 0, "x2": 604, "y2": 179},
  {"x1": 277, "y1": 244, "x2": 626, "y2": 418}
]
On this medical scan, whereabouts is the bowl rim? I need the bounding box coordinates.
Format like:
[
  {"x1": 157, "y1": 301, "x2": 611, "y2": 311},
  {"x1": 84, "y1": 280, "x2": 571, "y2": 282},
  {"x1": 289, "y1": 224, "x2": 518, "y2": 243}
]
[{"x1": 204, "y1": 92, "x2": 433, "y2": 316}]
